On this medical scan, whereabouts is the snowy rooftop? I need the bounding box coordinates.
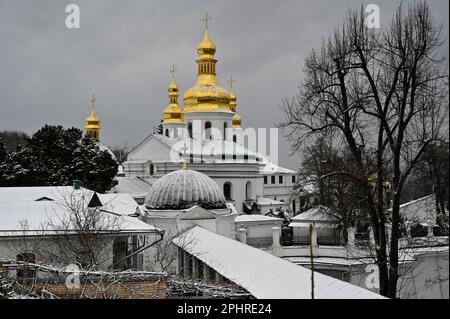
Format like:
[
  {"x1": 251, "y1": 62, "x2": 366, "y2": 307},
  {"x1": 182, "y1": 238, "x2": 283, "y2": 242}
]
[
  {"x1": 234, "y1": 214, "x2": 283, "y2": 223},
  {"x1": 172, "y1": 226, "x2": 385, "y2": 299},
  {"x1": 0, "y1": 186, "x2": 157, "y2": 237},
  {"x1": 129, "y1": 133, "x2": 298, "y2": 175},
  {"x1": 387, "y1": 194, "x2": 440, "y2": 223},
  {"x1": 110, "y1": 176, "x2": 152, "y2": 199},
  {"x1": 256, "y1": 197, "x2": 286, "y2": 206},
  {"x1": 291, "y1": 205, "x2": 340, "y2": 223}
]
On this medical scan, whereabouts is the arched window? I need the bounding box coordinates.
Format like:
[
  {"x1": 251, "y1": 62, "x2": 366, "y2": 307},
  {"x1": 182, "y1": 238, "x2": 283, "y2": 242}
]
[
  {"x1": 245, "y1": 181, "x2": 252, "y2": 199},
  {"x1": 223, "y1": 182, "x2": 232, "y2": 200},
  {"x1": 205, "y1": 121, "x2": 212, "y2": 140},
  {"x1": 223, "y1": 122, "x2": 228, "y2": 140},
  {"x1": 149, "y1": 164, "x2": 155, "y2": 176},
  {"x1": 165, "y1": 129, "x2": 169, "y2": 137},
  {"x1": 188, "y1": 122, "x2": 193, "y2": 139}
]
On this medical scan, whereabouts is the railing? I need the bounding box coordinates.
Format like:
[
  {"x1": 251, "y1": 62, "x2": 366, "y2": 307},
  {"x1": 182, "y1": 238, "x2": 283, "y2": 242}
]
[
  {"x1": 291, "y1": 235, "x2": 342, "y2": 246},
  {"x1": 246, "y1": 237, "x2": 273, "y2": 248}
]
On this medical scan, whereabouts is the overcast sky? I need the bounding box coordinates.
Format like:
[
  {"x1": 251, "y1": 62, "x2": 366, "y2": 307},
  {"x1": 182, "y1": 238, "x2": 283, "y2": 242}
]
[{"x1": 0, "y1": 0, "x2": 448, "y2": 170}]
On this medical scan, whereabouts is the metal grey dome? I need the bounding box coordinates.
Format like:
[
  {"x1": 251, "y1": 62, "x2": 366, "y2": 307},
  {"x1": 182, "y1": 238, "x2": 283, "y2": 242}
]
[{"x1": 145, "y1": 169, "x2": 226, "y2": 210}]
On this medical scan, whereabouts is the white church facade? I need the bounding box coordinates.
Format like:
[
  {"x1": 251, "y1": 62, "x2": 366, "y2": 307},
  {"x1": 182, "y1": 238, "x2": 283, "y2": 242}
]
[{"x1": 121, "y1": 21, "x2": 299, "y2": 216}]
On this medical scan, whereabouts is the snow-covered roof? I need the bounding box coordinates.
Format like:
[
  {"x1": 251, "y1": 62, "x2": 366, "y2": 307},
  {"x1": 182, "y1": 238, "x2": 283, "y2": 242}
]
[
  {"x1": 256, "y1": 197, "x2": 286, "y2": 206},
  {"x1": 0, "y1": 200, "x2": 157, "y2": 237},
  {"x1": 0, "y1": 186, "x2": 157, "y2": 237},
  {"x1": 172, "y1": 226, "x2": 385, "y2": 299},
  {"x1": 98, "y1": 193, "x2": 140, "y2": 216},
  {"x1": 0, "y1": 186, "x2": 78, "y2": 203},
  {"x1": 388, "y1": 194, "x2": 439, "y2": 223},
  {"x1": 260, "y1": 160, "x2": 296, "y2": 174},
  {"x1": 286, "y1": 246, "x2": 449, "y2": 266},
  {"x1": 111, "y1": 176, "x2": 152, "y2": 199},
  {"x1": 144, "y1": 169, "x2": 226, "y2": 210},
  {"x1": 291, "y1": 205, "x2": 340, "y2": 223},
  {"x1": 234, "y1": 214, "x2": 283, "y2": 223}
]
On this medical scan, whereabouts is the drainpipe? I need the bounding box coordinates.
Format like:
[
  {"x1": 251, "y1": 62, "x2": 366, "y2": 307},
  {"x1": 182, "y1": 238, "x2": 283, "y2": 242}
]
[{"x1": 109, "y1": 229, "x2": 165, "y2": 270}]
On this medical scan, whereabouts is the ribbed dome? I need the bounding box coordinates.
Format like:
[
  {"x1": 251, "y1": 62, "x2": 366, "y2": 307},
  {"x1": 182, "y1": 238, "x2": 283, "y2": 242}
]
[{"x1": 145, "y1": 169, "x2": 226, "y2": 210}]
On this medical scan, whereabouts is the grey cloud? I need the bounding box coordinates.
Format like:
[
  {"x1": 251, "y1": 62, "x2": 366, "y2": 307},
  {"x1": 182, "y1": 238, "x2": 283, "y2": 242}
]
[{"x1": 0, "y1": 0, "x2": 448, "y2": 170}]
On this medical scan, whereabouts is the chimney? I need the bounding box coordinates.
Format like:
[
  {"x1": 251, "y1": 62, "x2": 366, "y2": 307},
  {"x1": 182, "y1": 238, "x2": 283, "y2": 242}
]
[{"x1": 73, "y1": 180, "x2": 81, "y2": 190}]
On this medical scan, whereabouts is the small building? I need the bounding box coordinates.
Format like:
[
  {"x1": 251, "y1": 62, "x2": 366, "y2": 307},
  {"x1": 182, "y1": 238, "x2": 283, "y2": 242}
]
[
  {"x1": 0, "y1": 185, "x2": 162, "y2": 271},
  {"x1": 234, "y1": 214, "x2": 283, "y2": 248},
  {"x1": 289, "y1": 205, "x2": 343, "y2": 246}
]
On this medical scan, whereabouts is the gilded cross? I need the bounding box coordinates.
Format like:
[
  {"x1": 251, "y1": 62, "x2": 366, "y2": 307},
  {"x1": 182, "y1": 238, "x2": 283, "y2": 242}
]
[
  {"x1": 170, "y1": 65, "x2": 177, "y2": 80},
  {"x1": 91, "y1": 94, "x2": 96, "y2": 110},
  {"x1": 202, "y1": 13, "x2": 211, "y2": 29}
]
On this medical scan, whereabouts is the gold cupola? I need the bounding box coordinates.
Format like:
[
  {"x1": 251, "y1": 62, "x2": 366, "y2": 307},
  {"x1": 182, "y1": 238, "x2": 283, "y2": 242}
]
[
  {"x1": 162, "y1": 65, "x2": 184, "y2": 124},
  {"x1": 85, "y1": 94, "x2": 101, "y2": 142},
  {"x1": 183, "y1": 14, "x2": 232, "y2": 113}
]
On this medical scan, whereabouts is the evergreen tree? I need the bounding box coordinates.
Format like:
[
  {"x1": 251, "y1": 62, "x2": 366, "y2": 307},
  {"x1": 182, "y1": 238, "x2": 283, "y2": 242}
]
[{"x1": 0, "y1": 125, "x2": 117, "y2": 193}]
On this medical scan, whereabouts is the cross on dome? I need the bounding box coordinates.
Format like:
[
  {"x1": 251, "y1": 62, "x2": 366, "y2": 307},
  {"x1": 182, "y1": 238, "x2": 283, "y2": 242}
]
[{"x1": 202, "y1": 13, "x2": 211, "y2": 30}]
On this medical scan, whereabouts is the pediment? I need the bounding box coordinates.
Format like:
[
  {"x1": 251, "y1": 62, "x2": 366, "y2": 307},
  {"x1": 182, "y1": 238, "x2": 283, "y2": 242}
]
[{"x1": 178, "y1": 205, "x2": 217, "y2": 221}]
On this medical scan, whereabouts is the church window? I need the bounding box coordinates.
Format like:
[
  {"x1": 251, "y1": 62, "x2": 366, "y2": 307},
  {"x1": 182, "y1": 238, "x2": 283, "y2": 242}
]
[
  {"x1": 223, "y1": 182, "x2": 232, "y2": 200},
  {"x1": 271, "y1": 176, "x2": 275, "y2": 184},
  {"x1": 223, "y1": 122, "x2": 227, "y2": 140},
  {"x1": 188, "y1": 123, "x2": 193, "y2": 138},
  {"x1": 150, "y1": 164, "x2": 155, "y2": 176},
  {"x1": 245, "y1": 181, "x2": 252, "y2": 199},
  {"x1": 205, "y1": 121, "x2": 212, "y2": 140},
  {"x1": 264, "y1": 176, "x2": 267, "y2": 184},
  {"x1": 279, "y1": 176, "x2": 283, "y2": 184}
]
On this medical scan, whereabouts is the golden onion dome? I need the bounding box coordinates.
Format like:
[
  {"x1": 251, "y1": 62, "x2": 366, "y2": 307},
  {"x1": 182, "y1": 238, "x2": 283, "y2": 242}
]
[
  {"x1": 85, "y1": 94, "x2": 101, "y2": 142},
  {"x1": 163, "y1": 80, "x2": 183, "y2": 124},
  {"x1": 85, "y1": 95, "x2": 100, "y2": 129},
  {"x1": 197, "y1": 29, "x2": 216, "y2": 55},
  {"x1": 232, "y1": 113, "x2": 242, "y2": 128},
  {"x1": 229, "y1": 90, "x2": 237, "y2": 112},
  {"x1": 183, "y1": 24, "x2": 232, "y2": 113}
]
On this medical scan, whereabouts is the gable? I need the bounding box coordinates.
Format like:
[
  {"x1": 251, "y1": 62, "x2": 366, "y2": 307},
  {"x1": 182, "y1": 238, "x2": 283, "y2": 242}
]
[
  {"x1": 128, "y1": 134, "x2": 173, "y2": 161},
  {"x1": 178, "y1": 206, "x2": 217, "y2": 221}
]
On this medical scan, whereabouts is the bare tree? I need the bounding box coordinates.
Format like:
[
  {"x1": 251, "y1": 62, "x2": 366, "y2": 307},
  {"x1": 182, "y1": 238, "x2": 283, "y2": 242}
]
[
  {"x1": 280, "y1": 2, "x2": 448, "y2": 298},
  {"x1": 42, "y1": 188, "x2": 121, "y2": 270},
  {"x1": 110, "y1": 142, "x2": 130, "y2": 165}
]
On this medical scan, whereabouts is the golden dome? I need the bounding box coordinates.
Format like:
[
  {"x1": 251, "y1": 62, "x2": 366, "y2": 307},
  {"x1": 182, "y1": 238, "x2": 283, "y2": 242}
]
[
  {"x1": 197, "y1": 29, "x2": 216, "y2": 55},
  {"x1": 183, "y1": 22, "x2": 232, "y2": 113},
  {"x1": 229, "y1": 90, "x2": 237, "y2": 112},
  {"x1": 232, "y1": 113, "x2": 241, "y2": 128},
  {"x1": 85, "y1": 94, "x2": 101, "y2": 142},
  {"x1": 163, "y1": 80, "x2": 184, "y2": 124}
]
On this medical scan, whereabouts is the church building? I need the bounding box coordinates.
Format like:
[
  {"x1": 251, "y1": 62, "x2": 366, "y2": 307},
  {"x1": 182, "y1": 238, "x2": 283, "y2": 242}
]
[{"x1": 121, "y1": 17, "x2": 299, "y2": 216}]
